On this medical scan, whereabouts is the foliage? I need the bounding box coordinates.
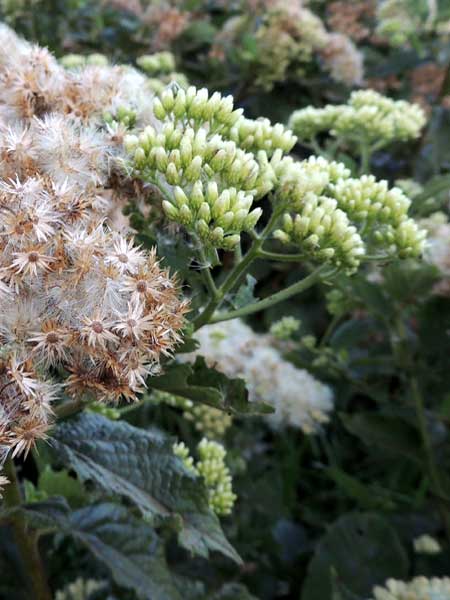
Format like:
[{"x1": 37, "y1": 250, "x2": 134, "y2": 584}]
[{"x1": 1, "y1": 2, "x2": 450, "y2": 600}]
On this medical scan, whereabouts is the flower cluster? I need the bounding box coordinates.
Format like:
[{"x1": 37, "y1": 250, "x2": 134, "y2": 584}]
[
  {"x1": 137, "y1": 51, "x2": 176, "y2": 75},
  {"x1": 152, "y1": 391, "x2": 233, "y2": 439},
  {"x1": 376, "y1": 0, "x2": 424, "y2": 47},
  {"x1": 211, "y1": 0, "x2": 363, "y2": 90},
  {"x1": 289, "y1": 90, "x2": 426, "y2": 149},
  {"x1": 55, "y1": 578, "x2": 104, "y2": 600},
  {"x1": 173, "y1": 438, "x2": 236, "y2": 515},
  {"x1": 185, "y1": 319, "x2": 334, "y2": 434},
  {"x1": 269, "y1": 316, "x2": 301, "y2": 340},
  {"x1": 271, "y1": 155, "x2": 426, "y2": 270},
  {"x1": 413, "y1": 534, "x2": 442, "y2": 554},
  {"x1": 371, "y1": 576, "x2": 450, "y2": 600},
  {"x1": 0, "y1": 27, "x2": 187, "y2": 472},
  {"x1": 125, "y1": 85, "x2": 285, "y2": 249}
]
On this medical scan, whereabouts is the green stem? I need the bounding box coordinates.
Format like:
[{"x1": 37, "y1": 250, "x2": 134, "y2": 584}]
[
  {"x1": 2, "y1": 459, "x2": 52, "y2": 600},
  {"x1": 359, "y1": 141, "x2": 372, "y2": 175},
  {"x1": 209, "y1": 265, "x2": 333, "y2": 323},
  {"x1": 192, "y1": 204, "x2": 285, "y2": 330},
  {"x1": 411, "y1": 377, "x2": 450, "y2": 542},
  {"x1": 197, "y1": 246, "x2": 220, "y2": 300},
  {"x1": 55, "y1": 396, "x2": 93, "y2": 419},
  {"x1": 258, "y1": 250, "x2": 306, "y2": 262}
]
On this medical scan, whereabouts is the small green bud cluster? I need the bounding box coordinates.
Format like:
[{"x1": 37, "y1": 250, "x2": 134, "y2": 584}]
[
  {"x1": 196, "y1": 438, "x2": 236, "y2": 516},
  {"x1": 272, "y1": 155, "x2": 426, "y2": 269},
  {"x1": 125, "y1": 86, "x2": 283, "y2": 249},
  {"x1": 60, "y1": 53, "x2": 109, "y2": 69},
  {"x1": 152, "y1": 391, "x2": 232, "y2": 438},
  {"x1": 173, "y1": 441, "x2": 196, "y2": 473},
  {"x1": 173, "y1": 439, "x2": 236, "y2": 516},
  {"x1": 274, "y1": 194, "x2": 365, "y2": 270},
  {"x1": 289, "y1": 90, "x2": 426, "y2": 148},
  {"x1": 273, "y1": 154, "x2": 350, "y2": 211},
  {"x1": 227, "y1": 117, "x2": 297, "y2": 156},
  {"x1": 376, "y1": 0, "x2": 420, "y2": 47},
  {"x1": 288, "y1": 106, "x2": 340, "y2": 141},
  {"x1": 137, "y1": 51, "x2": 176, "y2": 75},
  {"x1": 103, "y1": 105, "x2": 137, "y2": 129},
  {"x1": 270, "y1": 316, "x2": 301, "y2": 340},
  {"x1": 185, "y1": 404, "x2": 233, "y2": 439},
  {"x1": 152, "y1": 85, "x2": 244, "y2": 132}
]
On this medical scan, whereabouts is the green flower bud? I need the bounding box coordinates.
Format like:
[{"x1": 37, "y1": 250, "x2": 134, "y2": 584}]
[
  {"x1": 184, "y1": 155, "x2": 203, "y2": 181},
  {"x1": 173, "y1": 186, "x2": 189, "y2": 209},
  {"x1": 162, "y1": 200, "x2": 179, "y2": 220},
  {"x1": 179, "y1": 204, "x2": 193, "y2": 225},
  {"x1": 153, "y1": 97, "x2": 166, "y2": 121},
  {"x1": 190, "y1": 181, "x2": 204, "y2": 210},
  {"x1": 124, "y1": 134, "x2": 139, "y2": 153},
  {"x1": 198, "y1": 202, "x2": 211, "y2": 224}
]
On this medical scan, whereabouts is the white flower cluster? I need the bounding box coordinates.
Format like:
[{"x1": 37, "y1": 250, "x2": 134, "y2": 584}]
[
  {"x1": 55, "y1": 578, "x2": 104, "y2": 600},
  {"x1": 271, "y1": 155, "x2": 426, "y2": 270},
  {"x1": 0, "y1": 27, "x2": 187, "y2": 473},
  {"x1": 413, "y1": 534, "x2": 442, "y2": 554},
  {"x1": 173, "y1": 438, "x2": 236, "y2": 515},
  {"x1": 125, "y1": 85, "x2": 293, "y2": 249},
  {"x1": 289, "y1": 90, "x2": 426, "y2": 148},
  {"x1": 419, "y1": 212, "x2": 450, "y2": 294},
  {"x1": 185, "y1": 319, "x2": 334, "y2": 434},
  {"x1": 371, "y1": 576, "x2": 450, "y2": 600}
]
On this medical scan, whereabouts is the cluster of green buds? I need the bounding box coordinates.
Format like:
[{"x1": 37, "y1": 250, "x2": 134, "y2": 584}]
[
  {"x1": 269, "y1": 316, "x2": 301, "y2": 340},
  {"x1": 103, "y1": 105, "x2": 137, "y2": 130},
  {"x1": 271, "y1": 155, "x2": 426, "y2": 270},
  {"x1": 125, "y1": 86, "x2": 281, "y2": 249},
  {"x1": 375, "y1": 0, "x2": 421, "y2": 47},
  {"x1": 60, "y1": 53, "x2": 109, "y2": 69},
  {"x1": 173, "y1": 439, "x2": 236, "y2": 516},
  {"x1": 227, "y1": 116, "x2": 297, "y2": 155},
  {"x1": 137, "y1": 51, "x2": 176, "y2": 75},
  {"x1": 151, "y1": 391, "x2": 232, "y2": 439},
  {"x1": 289, "y1": 90, "x2": 426, "y2": 150}
]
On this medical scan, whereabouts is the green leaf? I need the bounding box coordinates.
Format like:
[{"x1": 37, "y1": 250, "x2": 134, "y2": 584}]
[
  {"x1": 38, "y1": 466, "x2": 85, "y2": 508},
  {"x1": 340, "y1": 413, "x2": 423, "y2": 465},
  {"x1": 325, "y1": 468, "x2": 395, "y2": 511},
  {"x1": 50, "y1": 413, "x2": 241, "y2": 563},
  {"x1": 301, "y1": 513, "x2": 409, "y2": 600},
  {"x1": 17, "y1": 499, "x2": 182, "y2": 600},
  {"x1": 231, "y1": 274, "x2": 259, "y2": 309},
  {"x1": 151, "y1": 358, "x2": 273, "y2": 415}
]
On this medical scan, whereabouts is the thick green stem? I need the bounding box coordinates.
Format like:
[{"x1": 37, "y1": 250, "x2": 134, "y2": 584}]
[
  {"x1": 209, "y1": 264, "x2": 332, "y2": 323},
  {"x1": 2, "y1": 459, "x2": 52, "y2": 600},
  {"x1": 411, "y1": 378, "x2": 450, "y2": 542},
  {"x1": 359, "y1": 141, "x2": 372, "y2": 175},
  {"x1": 192, "y1": 204, "x2": 285, "y2": 330}
]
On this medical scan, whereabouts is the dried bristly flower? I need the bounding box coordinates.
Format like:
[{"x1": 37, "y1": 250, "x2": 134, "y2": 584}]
[{"x1": 0, "y1": 27, "x2": 188, "y2": 462}]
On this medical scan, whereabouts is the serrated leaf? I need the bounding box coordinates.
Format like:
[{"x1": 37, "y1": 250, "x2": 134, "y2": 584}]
[
  {"x1": 340, "y1": 413, "x2": 423, "y2": 465},
  {"x1": 301, "y1": 513, "x2": 409, "y2": 600},
  {"x1": 151, "y1": 358, "x2": 273, "y2": 415},
  {"x1": 50, "y1": 413, "x2": 241, "y2": 563},
  {"x1": 16, "y1": 499, "x2": 181, "y2": 600}
]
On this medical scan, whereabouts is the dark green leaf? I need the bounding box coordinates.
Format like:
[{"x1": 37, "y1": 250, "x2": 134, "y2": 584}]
[
  {"x1": 50, "y1": 413, "x2": 241, "y2": 563},
  {"x1": 340, "y1": 413, "x2": 423, "y2": 465},
  {"x1": 301, "y1": 513, "x2": 409, "y2": 600},
  {"x1": 151, "y1": 358, "x2": 273, "y2": 415}
]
